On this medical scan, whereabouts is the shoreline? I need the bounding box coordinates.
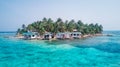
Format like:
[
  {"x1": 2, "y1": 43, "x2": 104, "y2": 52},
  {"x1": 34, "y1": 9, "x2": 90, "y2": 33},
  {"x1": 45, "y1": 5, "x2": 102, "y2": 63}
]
[{"x1": 14, "y1": 33, "x2": 104, "y2": 40}]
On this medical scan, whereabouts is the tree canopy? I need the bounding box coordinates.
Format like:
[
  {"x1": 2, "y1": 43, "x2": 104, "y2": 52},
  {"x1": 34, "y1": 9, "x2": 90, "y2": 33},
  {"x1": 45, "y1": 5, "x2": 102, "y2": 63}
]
[{"x1": 17, "y1": 18, "x2": 103, "y2": 35}]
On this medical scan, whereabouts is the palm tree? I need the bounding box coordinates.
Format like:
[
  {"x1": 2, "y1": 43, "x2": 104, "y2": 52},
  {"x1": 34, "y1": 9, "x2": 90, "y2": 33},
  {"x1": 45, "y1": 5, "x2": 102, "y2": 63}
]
[
  {"x1": 38, "y1": 22, "x2": 45, "y2": 35},
  {"x1": 27, "y1": 24, "x2": 35, "y2": 32},
  {"x1": 42, "y1": 17, "x2": 47, "y2": 22},
  {"x1": 83, "y1": 24, "x2": 90, "y2": 34},
  {"x1": 99, "y1": 25, "x2": 103, "y2": 33},
  {"x1": 88, "y1": 23, "x2": 95, "y2": 34},
  {"x1": 67, "y1": 19, "x2": 75, "y2": 32},
  {"x1": 94, "y1": 23, "x2": 99, "y2": 33},
  {"x1": 16, "y1": 28, "x2": 21, "y2": 34},
  {"x1": 59, "y1": 21, "x2": 66, "y2": 32},
  {"x1": 55, "y1": 18, "x2": 64, "y2": 32},
  {"x1": 76, "y1": 20, "x2": 84, "y2": 33},
  {"x1": 65, "y1": 20, "x2": 69, "y2": 31},
  {"x1": 22, "y1": 24, "x2": 26, "y2": 29},
  {"x1": 45, "y1": 18, "x2": 54, "y2": 32},
  {"x1": 17, "y1": 18, "x2": 103, "y2": 36}
]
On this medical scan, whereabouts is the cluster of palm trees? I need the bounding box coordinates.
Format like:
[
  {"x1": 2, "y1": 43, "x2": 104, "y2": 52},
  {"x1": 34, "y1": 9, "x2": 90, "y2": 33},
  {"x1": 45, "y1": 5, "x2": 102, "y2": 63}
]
[{"x1": 17, "y1": 18, "x2": 103, "y2": 35}]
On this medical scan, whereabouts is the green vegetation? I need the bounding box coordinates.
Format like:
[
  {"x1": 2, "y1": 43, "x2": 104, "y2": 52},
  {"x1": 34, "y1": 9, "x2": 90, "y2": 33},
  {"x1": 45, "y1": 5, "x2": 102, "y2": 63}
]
[{"x1": 17, "y1": 18, "x2": 103, "y2": 35}]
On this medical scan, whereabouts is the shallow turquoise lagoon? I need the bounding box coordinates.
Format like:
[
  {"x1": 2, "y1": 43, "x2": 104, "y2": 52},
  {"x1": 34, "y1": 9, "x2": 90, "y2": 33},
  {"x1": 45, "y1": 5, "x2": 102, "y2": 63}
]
[{"x1": 0, "y1": 31, "x2": 120, "y2": 67}]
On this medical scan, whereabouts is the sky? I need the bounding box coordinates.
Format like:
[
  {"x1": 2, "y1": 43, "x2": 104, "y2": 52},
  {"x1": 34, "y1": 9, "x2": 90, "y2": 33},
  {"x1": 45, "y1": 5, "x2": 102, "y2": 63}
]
[{"x1": 0, "y1": 0, "x2": 120, "y2": 31}]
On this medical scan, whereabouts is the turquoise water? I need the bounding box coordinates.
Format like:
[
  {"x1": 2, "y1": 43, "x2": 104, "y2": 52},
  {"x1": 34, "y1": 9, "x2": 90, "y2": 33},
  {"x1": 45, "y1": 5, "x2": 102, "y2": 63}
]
[{"x1": 0, "y1": 31, "x2": 120, "y2": 67}]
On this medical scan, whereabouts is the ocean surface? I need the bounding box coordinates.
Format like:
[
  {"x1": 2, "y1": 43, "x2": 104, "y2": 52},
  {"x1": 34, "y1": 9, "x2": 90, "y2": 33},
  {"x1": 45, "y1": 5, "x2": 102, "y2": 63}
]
[{"x1": 0, "y1": 31, "x2": 120, "y2": 67}]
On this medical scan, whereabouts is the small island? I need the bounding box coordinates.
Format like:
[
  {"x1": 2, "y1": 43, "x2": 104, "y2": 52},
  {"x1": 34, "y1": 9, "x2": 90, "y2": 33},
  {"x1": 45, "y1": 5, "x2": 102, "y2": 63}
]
[{"x1": 16, "y1": 18, "x2": 103, "y2": 40}]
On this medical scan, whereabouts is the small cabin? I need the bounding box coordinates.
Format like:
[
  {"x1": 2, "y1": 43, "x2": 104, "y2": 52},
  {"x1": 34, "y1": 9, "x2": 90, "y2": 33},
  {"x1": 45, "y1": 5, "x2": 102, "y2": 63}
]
[
  {"x1": 44, "y1": 33, "x2": 53, "y2": 40},
  {"x1": 23, "y1": 32, "x2": 38, "y2": 40},
  {"x1": 56, "y1": 32, "x2": 71, "y2": 39},
  {"x1": 71, "y1": 32, "x2": 81, "y2": 39}
]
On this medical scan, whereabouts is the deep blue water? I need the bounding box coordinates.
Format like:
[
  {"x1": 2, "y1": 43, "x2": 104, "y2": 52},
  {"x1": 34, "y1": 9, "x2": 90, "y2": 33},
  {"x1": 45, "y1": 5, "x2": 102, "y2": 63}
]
[{"x1": 0, "y1": 31, "x2": 120, "y2": 67}]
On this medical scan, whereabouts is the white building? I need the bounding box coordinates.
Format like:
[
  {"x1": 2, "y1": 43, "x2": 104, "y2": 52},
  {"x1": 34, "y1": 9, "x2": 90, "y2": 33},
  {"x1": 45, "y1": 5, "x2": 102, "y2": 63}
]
[
  {"x1": 23, "y1": 32, "x2": 38, "y2": 40},
  {"x1": 71, "y1": 32, "x2": 82, "y2": 39},
  {"x1": 56, "y1": 32, "x2": 71, "y2": 39},
  {"x1": 44, "y1": 32, "x2": 53, "y2": 40}
]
